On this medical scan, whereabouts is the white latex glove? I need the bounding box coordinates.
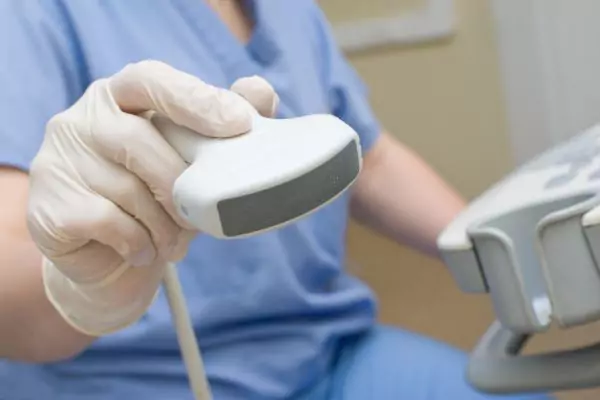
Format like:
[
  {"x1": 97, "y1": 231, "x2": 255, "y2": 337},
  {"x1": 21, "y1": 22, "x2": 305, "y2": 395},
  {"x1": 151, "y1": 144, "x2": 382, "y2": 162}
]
[{"x1": 27, "y1": 60, "x2": 278, "y2": 337}]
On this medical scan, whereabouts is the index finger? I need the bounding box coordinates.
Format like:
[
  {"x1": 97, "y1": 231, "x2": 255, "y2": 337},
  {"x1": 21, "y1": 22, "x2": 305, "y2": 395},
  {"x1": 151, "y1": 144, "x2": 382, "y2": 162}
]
[{"x1": 108, "y1": 60, "x2": 255, "y2": 138}]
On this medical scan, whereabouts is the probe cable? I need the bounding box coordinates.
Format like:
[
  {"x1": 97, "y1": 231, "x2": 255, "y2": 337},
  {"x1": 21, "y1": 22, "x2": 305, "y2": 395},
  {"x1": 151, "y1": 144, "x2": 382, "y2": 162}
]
[{"x1": 163, "y1": 262, "x2": 213, "y2": 400}]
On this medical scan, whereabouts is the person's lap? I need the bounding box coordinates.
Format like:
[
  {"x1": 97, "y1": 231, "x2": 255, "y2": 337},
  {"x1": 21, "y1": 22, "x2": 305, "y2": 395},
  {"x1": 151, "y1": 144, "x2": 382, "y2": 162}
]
[
  {"x1": 0, "y1": 325, "x2": 555, "y2": 399},
  {"x1": 301, "y1": 325, "x2": 554, "y2": 400}
]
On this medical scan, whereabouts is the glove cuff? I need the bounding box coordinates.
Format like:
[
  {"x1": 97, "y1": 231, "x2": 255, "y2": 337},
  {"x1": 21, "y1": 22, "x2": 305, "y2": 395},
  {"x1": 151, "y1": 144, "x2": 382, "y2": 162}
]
[{"x1": 42, "y1": 258, "x2": 162, "y2": 337}]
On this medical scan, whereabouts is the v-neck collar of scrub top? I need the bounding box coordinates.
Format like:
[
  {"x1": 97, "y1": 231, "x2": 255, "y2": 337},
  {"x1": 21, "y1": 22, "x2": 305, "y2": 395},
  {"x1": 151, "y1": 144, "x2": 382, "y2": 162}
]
[{"x1": 175, "y1": 0, "x2": 280, "y2": 79}]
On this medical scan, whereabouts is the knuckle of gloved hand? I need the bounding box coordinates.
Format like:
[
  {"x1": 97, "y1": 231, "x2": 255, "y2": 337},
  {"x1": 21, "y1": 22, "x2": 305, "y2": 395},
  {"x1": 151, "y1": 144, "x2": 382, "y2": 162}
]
[
  {"x1": 232, "y1": 75, "x2": 272, "y2": 98},
  {"x1": 27, "y1": 207, "x2": 89, "y2": 266},
  {"x1": 92, "y1": 202, "x2": 152, "y2": 261},
  {"x1": 48, "y1": 204, "x2": 89, "y2": 240},
  {"x1": 90, "y1": 201, "x2": 126, "y2": 235},
  {"x1": 127, "y1": 59, "x2": 170, "y2": 75},
  {"x1": 45, "y1": 112, "x2": 94, "y2": 160},
  {"x1": 111, "y1": 175, "x2": 177, "y2": 253},
  {"x1": 47, "y1": 79, "x2": 107, "y2": 134},
  {"x1": 28, "y1": 152, "x2": 53, "y2": 181},
  {"x1": 200, "y1": 90, "x2": 254, "y2": 137},
  {"x1": 46, "y1": 109, "x2": 85, "y2": 137},
  {"x1": 90, "y1": 116, "x2": 140, "y2": 162},
  {"x1": 112, "y1": 171, "x2": 147, "y2": 203},
  {"x1": 25, "y1": 204, "x2": 57, "y2": 256},
  {"x1": 231, "y1": 75, "x2": 278, "y2": 116},
  {"x1": 113, "y1": 59, "x2": 171, "y2": 89}
]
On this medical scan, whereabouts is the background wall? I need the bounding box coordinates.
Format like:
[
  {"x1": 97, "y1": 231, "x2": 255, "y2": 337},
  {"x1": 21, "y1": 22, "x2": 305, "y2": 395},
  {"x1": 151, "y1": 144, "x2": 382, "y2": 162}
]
[
  {"x1": 321, "y1": 1, "x2": 600, "y2": 399},
  {"x1": 490, "y1": 0, "x2": 600, "y2": 166}
]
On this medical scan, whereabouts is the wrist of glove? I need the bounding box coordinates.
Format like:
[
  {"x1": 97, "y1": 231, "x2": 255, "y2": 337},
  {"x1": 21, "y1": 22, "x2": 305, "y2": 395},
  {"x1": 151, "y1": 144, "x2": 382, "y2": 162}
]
[
  {"x1": 42, "y1": 257, "x2": 166, "y2": 337},
  {"x1": 29, "y1": 61, "x2": 279, "y2": 337}
]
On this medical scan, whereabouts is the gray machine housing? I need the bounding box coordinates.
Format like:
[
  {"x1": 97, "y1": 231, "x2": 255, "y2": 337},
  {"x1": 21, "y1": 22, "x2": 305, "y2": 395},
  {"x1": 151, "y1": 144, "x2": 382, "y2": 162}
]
[{"x1": 437, "y1": 124, "x2": 600, "y2": 393}]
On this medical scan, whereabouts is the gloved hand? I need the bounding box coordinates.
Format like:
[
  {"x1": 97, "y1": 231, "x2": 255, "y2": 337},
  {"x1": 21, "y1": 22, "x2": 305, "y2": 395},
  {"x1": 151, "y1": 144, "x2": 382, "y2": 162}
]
[{"x1": 26, "y1": 60, "x2": 279, "y2": 337}]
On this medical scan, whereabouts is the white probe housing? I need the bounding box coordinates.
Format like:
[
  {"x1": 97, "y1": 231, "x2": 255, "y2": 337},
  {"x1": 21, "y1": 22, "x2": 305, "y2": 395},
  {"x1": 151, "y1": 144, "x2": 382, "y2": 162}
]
[{"x1": 152, "y1": 113, "x2": 362, "y2": 238}]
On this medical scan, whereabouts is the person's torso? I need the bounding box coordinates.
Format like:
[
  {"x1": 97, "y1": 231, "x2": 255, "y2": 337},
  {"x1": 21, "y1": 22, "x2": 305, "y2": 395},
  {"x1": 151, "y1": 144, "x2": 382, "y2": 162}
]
[{"x1": 0, "y1": 1, "x2": 377, "y2": 399}]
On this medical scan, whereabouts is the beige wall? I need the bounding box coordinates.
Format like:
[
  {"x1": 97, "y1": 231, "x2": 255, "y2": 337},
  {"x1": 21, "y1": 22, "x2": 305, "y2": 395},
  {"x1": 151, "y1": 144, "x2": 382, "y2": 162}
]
[
  {"x1": 321, "y1": 0, "x2": 511, "y2": 347},
  {"x1": 323, "y1": 2, "x2": 600, "y2": 398}
]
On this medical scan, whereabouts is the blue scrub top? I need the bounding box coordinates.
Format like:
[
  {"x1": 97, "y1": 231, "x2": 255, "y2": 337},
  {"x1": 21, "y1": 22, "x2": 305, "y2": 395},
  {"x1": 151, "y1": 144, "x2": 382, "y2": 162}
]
[{"x1": 0, "y1": 1, "x2": 382, "y2": 398}]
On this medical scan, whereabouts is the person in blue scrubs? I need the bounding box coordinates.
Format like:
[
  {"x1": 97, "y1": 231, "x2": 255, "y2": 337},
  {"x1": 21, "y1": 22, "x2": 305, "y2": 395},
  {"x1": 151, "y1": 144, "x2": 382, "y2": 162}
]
[{"x1": 0, "y1": 1, "x2": 553, "y2": 399}]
